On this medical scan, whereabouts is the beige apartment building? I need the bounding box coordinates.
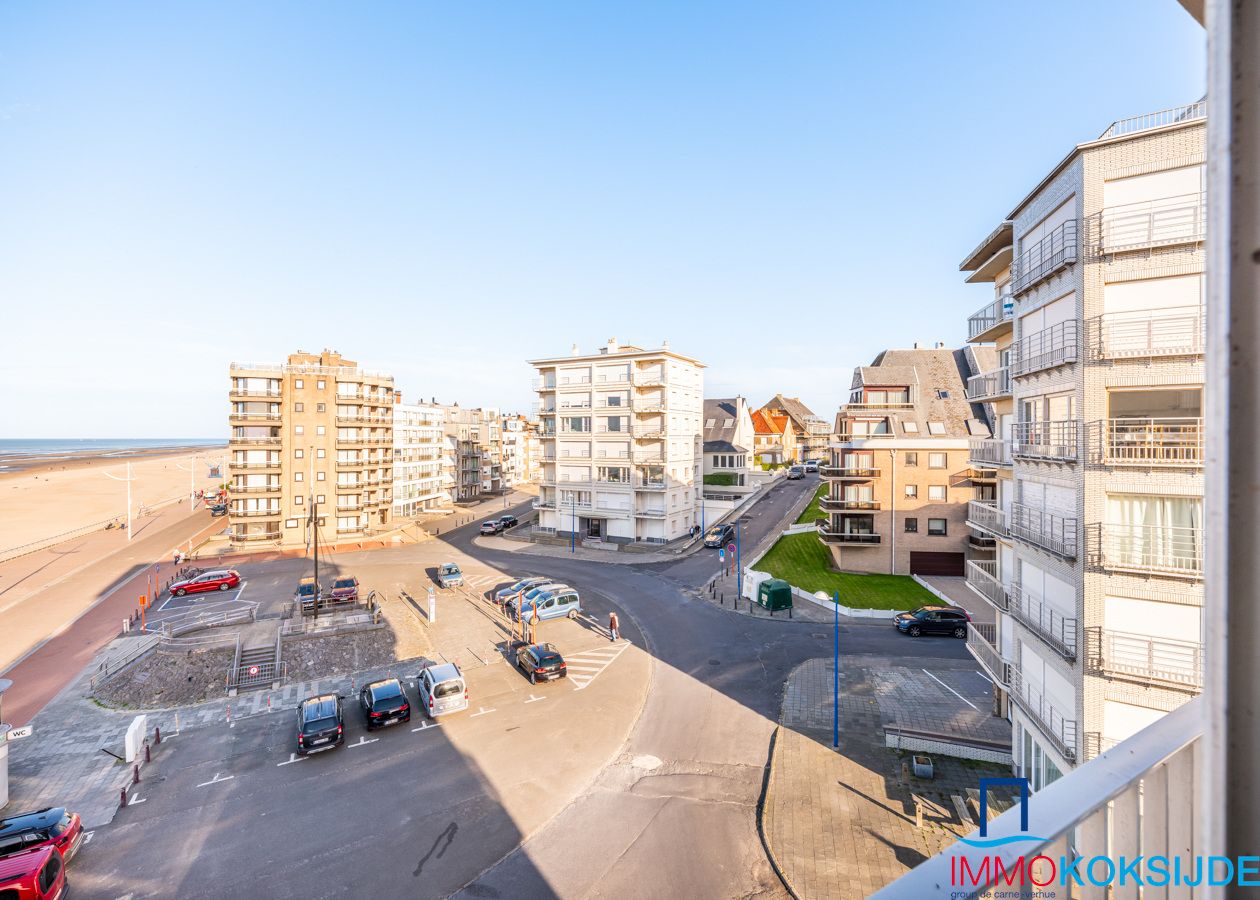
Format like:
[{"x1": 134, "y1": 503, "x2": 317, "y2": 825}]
[
  {"x1": 820, "y1": 347, "x2": 994, "y2": 576},
  {"x1": 960, "y1": 100, "x2": 1206, "y2": 789},
  {"x1": 228, "y1": 350, "x2": 394, "y2": 547},
  {"x1": 758, "y1": 394, "x2": 831, "y2": 462}
]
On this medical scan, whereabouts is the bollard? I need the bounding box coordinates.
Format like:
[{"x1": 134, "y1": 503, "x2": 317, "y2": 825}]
[
  {"x1": 144, "y1": 742, "x2": 151, "y2": 764},
  {"x1": 267, "y1": 695, "x2": 272, "y2": 711},
  {"x1": 789, "y1": 607, "x2": 793, "y2": 619},
  {"x1": 121, "y1": 787, "x2": 128, "y2": 808},
  {"x1": 132, "y1": 764, "x2": 140, "y2": 785},
  {"x1": 720, "y1": 593, "x2": 724, "y2": 605},
  {"x1": 155, "y1": 727, "x2": 161, "y2": 745}
]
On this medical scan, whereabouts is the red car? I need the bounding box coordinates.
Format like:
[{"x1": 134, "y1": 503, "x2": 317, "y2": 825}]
[
  {"x1": 0, "y1": 846, "x2": 67, "y2": 899},
  {"x1": 169, "y1": 569, "x2": 241, "y2": 597},
  {"x1": 0, "y1": 807, "x2": 83, "y2": 865}
]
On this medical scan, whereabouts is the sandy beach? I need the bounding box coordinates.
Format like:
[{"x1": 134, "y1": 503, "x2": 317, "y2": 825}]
[{"x1": 0, "y1": 445, "x2": 228, "y2": 557}]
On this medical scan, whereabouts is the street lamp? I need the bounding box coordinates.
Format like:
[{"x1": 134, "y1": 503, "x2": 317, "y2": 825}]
[
  {"x1": 103, "y1": 462, "x2": 136, "y2": 542},
  {"x1": 817, "y1": 589, "x2": 840, "y2": 748}
]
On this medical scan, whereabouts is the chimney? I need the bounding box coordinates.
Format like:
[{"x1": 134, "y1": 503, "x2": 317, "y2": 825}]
[
  {"x1": 913, "y1": 342, "x2": 921, "y2": 349},
  {"x1": 662, "y1": 339, "x2": 670, "y2": 350},
  {"x1": 935, "y1": 341, "x2": 945, "y2": 349},
  {"x1": 571, "y1": 343, "x2": 580, "y2": 357},
  {"x1": 607, "y1": 336, "x2": 619, "y2": 353}
]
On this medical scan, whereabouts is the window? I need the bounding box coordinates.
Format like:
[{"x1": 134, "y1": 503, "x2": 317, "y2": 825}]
[
  {"x1": 295, "y1": 494, "x2": 304, "y2": 505},
  {"x1": 317, "y1": 379, "x2": 326, "y2": 389},
  {"x1": 904, "y1": 452, "x2": 918, "y2": 467},
  {"x1": 317, "y1": 494, "x2": 325, "y2": 504},
  {"x1": 928, "y1": 518, "x2": 947, "y2": 536},
  {"x1": 316, "y1": 471, "x2": 326, "y2": 481},
  {"x1": 903, "y1": 422, "x2": 919, "y2": 433},
  {"x1": 905, "y1": 518, "x2": 918, "y2": 533},
  {"x1": 315, "y1": 425, "x2": 325, "y2": 436},
  {"x1": 295, "y1": 472, "x2": 304, "y2": 482},
  {"x1": 904, "y1": 485, "x2": 918, "y2": 498},
  {"x1": 295, "y1": 379, "x2": 304, "y2": 389},
  {"x1": 929, "y1": 452, "x2": 947, "y2": 469},
  {"x1": 294, "y1": 449, "x2": 304, "y2": 459},
  {"x1": 38, "y1": 853, "x2": 61, "y2": 893},
  {"x1": 928, "y1": 485, "x2": 947, "y2": 501},
  {"x1": 936, "y1": 389, "x2": 950, "y2": 400},
  {"x1": 294, "y1": 402, "x2": 304, "y2": 412},
  {"x1": 317, "y1": 403, "x2": 326, "y2": 413},
  {"x1": 285, "y1": 518, "x2": 298, "y2": 528},
  {"x1": 316, "y1": 448, "x2": 326, "y2": 458},
  {"x1": 295, "y1": 425, "x2": 304, "y2": 435},
  {"x1": 927, "y1": 422, "x2": 946, "y2": 435}
]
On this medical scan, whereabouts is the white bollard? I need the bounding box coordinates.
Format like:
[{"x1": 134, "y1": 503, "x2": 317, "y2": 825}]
[{"x1": 124, "y1": 715, "x2": 148, "y2": 763}]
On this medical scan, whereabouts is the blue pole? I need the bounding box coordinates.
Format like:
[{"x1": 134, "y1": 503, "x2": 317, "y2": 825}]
[
  {"x1": 735, "y1": 520, "x2": 742, "y2": 600},
  {"x1": 833, "y1": 590, "x2": 840, "y2": 748},
  {"x1": 570, "y1": 494, "x2": 575, "y2": 554}
]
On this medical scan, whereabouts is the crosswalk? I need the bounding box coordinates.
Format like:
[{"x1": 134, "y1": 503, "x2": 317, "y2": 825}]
[{"x1": 564, "y1": 642, "x2": 631, "y2": 691}]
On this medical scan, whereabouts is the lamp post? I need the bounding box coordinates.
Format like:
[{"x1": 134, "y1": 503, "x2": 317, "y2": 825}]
[
  {"x1": 816, "y1": 589, "x2": 839, "y2": 748},
  {"x1": 735, "y1": 517, "x2": 742, "y2": 600},
  {"x1": 104, "y1": 462, "x2": 136, "y2": 542},
  {"x1": 570, "y1": 492, "x2": 576, "y2": 554}
]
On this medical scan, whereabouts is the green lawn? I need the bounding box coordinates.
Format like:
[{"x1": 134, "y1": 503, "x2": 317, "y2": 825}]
[
  {"x1": 794, "y1": 484, "x2": 828, "y2": 524},
  {"x1": 755, "y1": 532, "x2": 937, "y2": 610}
]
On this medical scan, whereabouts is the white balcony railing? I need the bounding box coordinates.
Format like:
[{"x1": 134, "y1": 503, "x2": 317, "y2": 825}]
[
  {"x1": 1099, "y1": 522, "x2": 1203, "y2": 577},
  {"x1": 965, "y1": 367, "x2": 1011, "y2": 401},
  {"x1": 1011, "y1": 420, "x2": 1079, "y2": 462},
  {"x1": 1085, "y1": 626, "x2": 1204, "y2": 689},
  {"x1": 965, "y1": 558, "x2": 1009, "y2": 610},
  {"x1": 1097, "y1": 191, "x2": 1206, "y2": 253},
  {"x1": 1098, "y1": 98, "x2": 1207, "y2": 139},
  {"x1": 1012, "y1": 319, "x2": 1079, "y2": 376},
  {"x1": 1012, "y1": 219, "x2": 1078, "y2": 295},
  {"x1": 1097, "y1": 305, "x2": 1206, "y2": 359},
  {"x1": 967, "y1": 438, "x2": 1011, "y2": 468},
  {"x1": 966, "y1": 500, "x2": 1008, "y2": 538},
  {"x1": 1010, "y1": 502, "x2": 1078, "y2": 559},
  {"x1": 1104, "y1": 417, "x2": 1204, "y2": 466}
]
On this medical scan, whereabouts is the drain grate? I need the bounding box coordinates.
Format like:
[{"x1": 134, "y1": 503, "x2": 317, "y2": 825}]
[{"x1": 708, "y1": 659, "x2": 721, "y2": 666}]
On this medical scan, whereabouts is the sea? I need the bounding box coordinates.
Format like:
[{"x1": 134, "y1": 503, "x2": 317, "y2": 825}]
[{"x1": 0, "y1": 438, "x2": 226, "y2": 462}]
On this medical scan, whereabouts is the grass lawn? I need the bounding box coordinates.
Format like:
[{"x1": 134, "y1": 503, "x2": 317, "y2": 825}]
[
  {"x1": 704, "y1": 472, "x2": 738, "y2": 486},
  {"x1": 755, "y1": 532, "x2": 937, "y2": 610},
  {"x1": 794, "y1": 484, "x2": 828, "y2": 524}
]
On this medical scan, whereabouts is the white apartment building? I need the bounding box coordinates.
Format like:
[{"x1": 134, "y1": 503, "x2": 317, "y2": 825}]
[
  {"x1": 500, "y1": 415, "x2": 537, "y2": 488},
  {"x1": 961, "y1": 100, "x2": 1206, "y2": 789},
  {"x1": 530, "y1": 338, "x2": 704, "y2": 545},
  {"x1": 392, "y1": 400, "x2": 450, "y2": 517}
]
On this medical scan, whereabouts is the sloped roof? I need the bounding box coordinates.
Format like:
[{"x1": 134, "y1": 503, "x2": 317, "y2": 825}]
[
  {"x1": 751, "y1": 409, "x2": 790, "y2": 436},
  {"x1": 760, "y1": 394, "x2": 820, "y2": 430},
  {"x1": 839, "y1": 347, "x2": 993, "y2": 439},
  {"x1": 703, "y1": 398, "x2": 748, "y2": 454}
]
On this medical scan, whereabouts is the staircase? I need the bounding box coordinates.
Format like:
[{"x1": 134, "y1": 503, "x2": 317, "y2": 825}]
[{"x1": 233, "y1": 643, "x2": 280, "y2": 690}]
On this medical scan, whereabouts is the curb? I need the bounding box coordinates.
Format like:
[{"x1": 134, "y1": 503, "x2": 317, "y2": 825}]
[{"x1": 757, "y1": 725, "x2": 800, "y2": 900}]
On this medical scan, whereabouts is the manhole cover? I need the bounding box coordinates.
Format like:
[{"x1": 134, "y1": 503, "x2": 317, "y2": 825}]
[{"x1": 708, "y1": 659, "x2": 721, "y2": 666}]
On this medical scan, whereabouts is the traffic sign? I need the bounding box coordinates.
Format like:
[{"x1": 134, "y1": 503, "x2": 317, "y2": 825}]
[
  {"x1": 139, "y1": 594, "x2": 148, "y2": 608},
  {"x1": 727, "y1": 542, "x2": 736, "y2": 553},
  {"x1": 247, "y1": 665, "x2": 260, "y2": 677},
  {"x1": 6, "y1": 725, "x2": 33, "y2": 741},
  {"x1": 718, "y1": 549, "x2": 725, "y2": 562}
]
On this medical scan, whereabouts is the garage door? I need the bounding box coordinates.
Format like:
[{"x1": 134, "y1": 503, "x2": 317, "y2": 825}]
[{"x1": 909, "y1": 551, "x2": 965, "y2": 576}]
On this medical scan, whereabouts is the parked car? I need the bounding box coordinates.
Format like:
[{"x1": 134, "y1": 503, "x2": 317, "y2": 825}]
[
  {"x1": 328, "y1": 575, "x2": 360, "y2": 603},
  {"x1": 294, "y1": 576, "x2": 321, "y2": 611},
  {"x1": 786, "y1": 466, "x2": 805, "y2": 480},
  {"x1": 494, "y1": 577, "x2": 551, "y2": 606},
  {"x1": 169, "y1": 569, "x2": 241, "y2": 597},
  {"x1": 416, "y1": 663, "x2": 468, "y2": 718},
  {"x1": 515, "y1": 643, "x2": 567, "y2": 684},
  {"x1": 0, "y1": 846, "x2": 66, "y2": 900},
  {"x1": 209, "y1": 502, "x2": 228, "y2": 517},
  {"x1": 359, "y1": 678, "x2": 410, "y2": 729},
  {"x1": 507, "y1": 583, "x2": 569, "y2": 619},
  {"x1": 498, "y1": 514, "x2": 519, "y2": 529},
  {"x1": 703, "y1": 524, "x2": 735, "y2": 548},
  {"x1": 296, "y1": 694, "x2": 344, "y2": 755},
  {"x1": 803, "y1": 460, "x2": 819, "y2": 473},
  {"x1": 479, "y1": 520, "x2": 504, "y2": 536},
  {"x1": 437, "y1": 563, "x2": 464, "y2": 588},
  {"x1": 893, "y1": 605, "x2": 971, "y2": 638},
  {"x1": 0, "y1": 807, "x2": 83, "y2": 864},
  {"x1": 515, "y1": 587, "x2": 582, "y2": 622}
]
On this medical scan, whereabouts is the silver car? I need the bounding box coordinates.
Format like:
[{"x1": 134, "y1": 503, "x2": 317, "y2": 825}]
[{"x1": 417, "y1": 663, "x2": 467, "y2": 718}]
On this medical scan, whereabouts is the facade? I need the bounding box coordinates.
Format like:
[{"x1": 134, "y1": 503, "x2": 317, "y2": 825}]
[
  {"x1": 820, "y1": 347, "x2": 994, "y2": 576},
  {"x1": 501, "y1": 415, "x2": 539, "y2": 488},
  {"x1": 758, "y1": 394, "x2": 831, "y2": 462},
  {"x1": 702, "y1": 397, "x2": 755, "y2": 488},
  {"x1": 227, "y1": 350, "x2": 394, "y2": 547},
  {"x1": 392, "y1": 400, "x2": 450, "y2": 517},
  {"x1": 445, "y1": 406, "x2": 502, "y2": 502},
  {"x1": 960, "y1": 101, "x2": 1206, "y2": 789},
  {"x1": 530, "y1": 338, "x2": 704, "y2": 544},
  {"x1": 750, "y1": 409, "x2": 797, "y2": 467}
]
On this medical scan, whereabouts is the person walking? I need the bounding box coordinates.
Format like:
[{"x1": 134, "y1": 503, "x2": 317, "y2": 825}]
[{"x1": 608, "y1": 611, "x2": 620, "y2": 642}]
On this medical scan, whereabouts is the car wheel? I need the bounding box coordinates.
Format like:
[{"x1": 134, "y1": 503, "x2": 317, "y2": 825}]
[
  {"x1": 219, "y1": 583, "x2": 230, "y2": 591},
  {"x1": 175, "y1": 588, "x2": 186, "y2": 597},
  {"x1": 954, "y1": 626, "x2": 967, "y2": 639},
  {"x1": 908, "y1": 625, "x2": 922, "y2": 637},
  {"x1": 568, "y1": 610, "x2": 578, "y2": 620},
  {"x1": 529, "y1": 671, "x2": 536, "y2": 685}
]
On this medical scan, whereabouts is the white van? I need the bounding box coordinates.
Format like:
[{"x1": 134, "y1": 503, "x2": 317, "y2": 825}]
[{"x1": 416, "y1": 663, "x2": 468, "y2": 718}]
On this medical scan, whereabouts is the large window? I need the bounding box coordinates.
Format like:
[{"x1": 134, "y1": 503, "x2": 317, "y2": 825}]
[
  {"x1": 927, "y1": 518, "x2": 947, "y2": 536},
  {"x1": 928, "y1": 452, "x2": 947, "y2": 468}
]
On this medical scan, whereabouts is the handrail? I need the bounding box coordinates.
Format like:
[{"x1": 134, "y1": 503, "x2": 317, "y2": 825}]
[{"x1": 1098, "y1": 98, "x2": 1206, "y2": 139}]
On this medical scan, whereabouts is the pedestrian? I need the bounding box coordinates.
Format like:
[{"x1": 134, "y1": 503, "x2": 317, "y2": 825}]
[{"x1": 608, "y1": 611, "x2": 620, "y2": 642}]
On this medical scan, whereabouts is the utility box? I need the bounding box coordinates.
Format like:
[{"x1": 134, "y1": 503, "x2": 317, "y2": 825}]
[{"x1": 756, "y1": 578, "x2": 793, "y2": 612}]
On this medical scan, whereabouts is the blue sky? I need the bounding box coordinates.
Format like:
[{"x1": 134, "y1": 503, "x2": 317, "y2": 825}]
[{"x1": 0, "y1": 2, "x2": 1204, "y2": 438}]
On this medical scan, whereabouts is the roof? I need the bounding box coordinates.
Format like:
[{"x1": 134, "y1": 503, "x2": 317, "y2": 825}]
[
  {"x1": 751, "y1": 409, "x2": 790, "y2": 437},
  {"x1": 0, "y1": 845, "x2": 55, "y2": 881},
  {"x1": 703, "y1": 398, "x2": 748, "y2": 454},
  {"x1": 760, "y1": 394, "x2": 820, "y2": 431},
  {"x1": 0, "y1": 808, "x2": 63, "y2": 839},
  {"x1": 839, "y1": 347, "x2": 992, "y2": 440},
  {"x1": 959, "y1": 221, "x2": 1014, "y2": 272},
  {"x1": 426, "y1": 662, "x2": 462, "y2": 682}
]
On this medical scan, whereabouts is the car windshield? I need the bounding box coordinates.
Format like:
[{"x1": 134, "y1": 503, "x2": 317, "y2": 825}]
[
  {"x1": 303, "y1": 698, "x2": 337, "y2": 722},
  {"x1": 441, "y1": 565, "x2": 458, "y2": 575},
  {"x1": 537, "y1": 652, "x2": 562, "y2": 665},
  {"x1": 510, "y1": 579, "x2": 534, "y2": 591},
  {"x1": 433, "y1": 680, "x2": 462, "y2": 698},
  {"x1": 523, "y1": 586, "x2": 553, "y2": 601},
  {"x1": 372, "y1": 682, "x2": 403, "y2": 701},
  {"x1": 297, "y1": 583, "x2": 316, "y2": 596},
  {"x1": 332, "y1": 578, "x2": 355, "y2": 589}
]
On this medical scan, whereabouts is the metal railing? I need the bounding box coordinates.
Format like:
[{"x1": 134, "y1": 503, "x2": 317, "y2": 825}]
[
  {"x1": 532, "y1": 377, "x2": 556, "y2": 390},
  {"x1": 1098, "y1": 98, "x2": 1207, "y2": 139},
  {"x1": 230, "y1": 361, "x2": 394, "y2": 381},
  {"x1": 1104, "y1": 416, "x2": 1204, "y2": 466},
  {"x1": 1085, "y1": 626, "x2": 1203, "y2": 689},
  {"x1": 1009, "y1": 502, "x2": 1078, "y2": 558},
  {"x1": 965, "y1": 366, "x2": 1010, "y2": 401},
  {"x1": 1009, "y1": 584, "x2": 1078, "y2": 660},
  {"x1": 634, "y1": 507, "x2": 666, "y2": 518},
  {"x1": 229, "y1": 436, "x2": 281, "y2": 446},
  {"x1": 1011, "y1": 419, "x2": 1079, "y2": 461},
  {"x1": 966, "y1": 500, "x2": 1008, "y2": 538},
  {"x1": 816, "y1": 523, "x2": 881, "y2": 544},
  {"x1": 228, "y1": 412, "x2": 281, "y2": 422},
  {"x1": 631, "y1": 424, "x2": 665, "y2": 438},
  {"x1": 1096, "y1": 304, "x2": 1206, "y2": 358},
  {"x1": 1012, "y1": 318, "x2": 1079, "y2": 376},
  {"x1": 1097, "y1": 191, "x2": 1206, "y2": 253},
  {"x1": 965, "y1": 559, "x2": 1009, "y2": 610},
  {"x1": 230, "y1": 484, "x2": 281, "y2": 494},
  {"x1": 231, "y1": 530, "x2": 282, "y2": 542},
  {"x1": 229, "y1": 389, "x2": 281, "y2": 398},
  {"x1": 635, "y1": 479, "x2": 667, "y2": 491},
  {"x1": 1099, "y1": 521, "x2": 1203, "y2": 577},
  {"x1": 818, "y1": 465, "x2": 881, "y2": 479},
  {"x1": 230, "y1": 461, "x2": 281, "y2": 469},
  {"x1": 1010, "y1": 668, "x2": 1078, "y2": 761},
  {"x1": 966, "y1": 290, "x2": 1014, "y2": 341},
  {"x1": 1012, "y1": 219, "x2": 1078, "y2": 295},
  {"x1": 632, "y1": 372, "x2": 666, "y2": 386},
  {"x1": 230, "y1": 508, "x2": 281, "y2": 518},
  {"x1": 967, "y1": 438, "x2": 1011, "y2": 468},
  {"x1": 966, "y1": 623, "x2": 1009, "y2": 686},
  {"x1": 819, "y1": 496, "x2": 880, "y2": 511}
]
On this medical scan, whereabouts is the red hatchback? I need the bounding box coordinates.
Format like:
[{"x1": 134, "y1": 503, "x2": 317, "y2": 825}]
[
  {"x1": 0, "y1": 846, "x2": 66, "y2": 899},
  {"x1": 169, "y1": 569, "x2": 241, "y2": 597},
  {"x1": 0, "y1": 808, "x2": 83, "y2": 865}
]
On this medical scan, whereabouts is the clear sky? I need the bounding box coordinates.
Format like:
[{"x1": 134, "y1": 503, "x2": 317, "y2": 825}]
[{"x1": 0, "y1": 1, "x2": 1205, "y2": 439}]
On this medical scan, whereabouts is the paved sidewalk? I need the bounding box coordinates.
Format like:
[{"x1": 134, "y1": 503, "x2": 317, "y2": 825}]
[{"x1": 763, "y1": 657, "x2": 1010, "y2": 898}]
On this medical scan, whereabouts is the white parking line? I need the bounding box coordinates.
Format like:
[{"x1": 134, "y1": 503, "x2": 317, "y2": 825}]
[
  {"x1": 921, "y1": 668, "x2": 979, "y2": 711},
  {"x1": 83, "y1": 831, "x2": 95, "y2": 846},
  {"x1": 470, "y1": 707, "x2": 497, "y2": 718},
  {"x1": 196, "y1": 773, "x2": 235, "y2": 788},
  {"x1": 566, "y1": 642, "x2": 631, "y2": 691},
  {"x1": 349, "y1": 736, "x2": 379, "y2": 748},
  {"x1": 277, "y1": 753, "x2": 309, "y2": 766},
  {"x1": 525, "y1": 694, "x2": 546, "y2": 704},
  {"x1": 127, "y1": 794, "x2": 146, "y2": 804},
  {"x1": 411, "y1": 721, "x2": 442, "y2": 733}
]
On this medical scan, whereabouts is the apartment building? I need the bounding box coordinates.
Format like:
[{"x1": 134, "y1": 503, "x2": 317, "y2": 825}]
[
  {"x1": 751, "y1": 409, "x2": 797, "y2": 467},
  {"x1": 960, "y1": 100, "x2": 1206, "y2": 789},
  {"x1": 501, "y1": 415, "x2": 538, "y2": 488},
  {"x1": 227, "y1": 350, "x2": 394, "y2": 547},
  {"x1": 445, "y1": 406, "x2": 502, "y2": 502},
  {"x1": 530, "y1": 338, "x2": 704, "y2": 544},
  {"x1": 392, "y1": 400, "x2": 450, "y2": 518},
  {"x1": 758, "y1": 394, "x2": 831, "y2": 462},
  {"x1": 820, "y1": 347, "x2": 994, "y2": 576}
]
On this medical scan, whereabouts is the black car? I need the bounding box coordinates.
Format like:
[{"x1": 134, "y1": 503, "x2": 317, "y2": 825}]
[
  {"x1": 359, "y1": 678, "x2": 410, "y2": 729},
  {"x1": 498, "y1": 514, "x2": 519, "y2": 529},
  {"x1": 703, "y1": 524, "x2": 735, "y2": 548},
  {"x1": 893, "y1": 605, "x2": 971, "y2": 638},
  {"x1": 209, "y1": 502, "x2": 228, "y2": 517},
  {"x1": 296, "y1": 694, "x2": 344, "y2": 755},
  {"x1": 515, "y1": 642, "x2": 567, "y2": 684},
  {"x1": 480, "y1": 520, "x2": 504, "y2": 535}
]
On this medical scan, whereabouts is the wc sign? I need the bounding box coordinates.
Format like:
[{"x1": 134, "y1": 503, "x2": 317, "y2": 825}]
[{"x1": 5, "y1": 726, "x2": 33, "y2": 741}]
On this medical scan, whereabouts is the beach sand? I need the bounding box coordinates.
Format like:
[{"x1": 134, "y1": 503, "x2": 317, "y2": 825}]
[{"x1": 0, "y1": 446, "x2": 229, "y2": 556}]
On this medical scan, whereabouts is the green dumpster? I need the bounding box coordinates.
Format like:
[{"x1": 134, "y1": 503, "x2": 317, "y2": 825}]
[{"x1": 756, "y1": 578, "x2": 793, "y2": 612}]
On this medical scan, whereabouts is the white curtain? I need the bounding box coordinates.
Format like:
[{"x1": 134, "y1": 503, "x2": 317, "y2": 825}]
[{"x1": 1106, "y1": 495, "x2": 1201, "y2": 569}]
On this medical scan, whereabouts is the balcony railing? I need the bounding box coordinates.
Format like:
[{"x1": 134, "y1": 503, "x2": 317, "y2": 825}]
[
  {"x1": 634, "y1": 507, "x2": 666, "y2": 518},
  {"x1": 1096, "y1": 305, "x2": 1206, "y2": 359},
  {"x1": 1009, "y1": 502, "x2": 1078, "y2": 558},
  {"x1": 966, "y1": 500, "x2": 1008, "y2": 538},
  {"x1": 967, "y1": 438, "x2": 1011, "y2": 468},
  {"x1": 632, "y1": 372, "x2": 666, "y2": 387},
  {"x1": 819, "y1": 496, "x2": 880, "y2": 512},
  {"x1": 232, "y1": 530, "x2": 282, "y2": 542},
  {"x1": 632, "y1": 425, "x2": 665, "y2": 438},
  {"x1": 818, "y1": 465, "x2": 881, "y2": 480},
  {"x1": 1011, "y1": 219, "x2": 1078, "y2": 295},
  {"x1": 230, "y1": 461, "x2": 281, "y2": 470},
  {"x1": 1099, "y1": 521, "x2": 1203, "y2": 577},
  {"x1": 1011, "y1": 319, "x2": 1079, "y2": 376},
  {"x1": 966, "y1": 623, "x2": 1009, "y2": 686},
  {"x1": 965, "y1": 559, "x2": 1009, "y2": 610},
  {"x1": 872, "y1": 697, "x2": 1203, "y2": 900},
  {"x1": 1085, "y1": 626, "x2": 1204, "y2": 689},
  {"x1": 229, "y1": 436, "x2": 281, "y2": 446},
  {"x1": 533, "y1": 499, "x2": 556, "y2": 510},
  {"x1": 1010, "y1": 668, "x2": 1078, "y2": 761},
  {"x1": 1011, "y1": 419, "x2": 1079, "y2": 462},
  {"x1": 230, "y1": 484, "x2": 281, "y2": 494},
  {"x1": 230, "y1": 508, "x2": 281, "y2": 518},
  {"x1": 816, "y1": 523, "x2": 881, "y2": 545},
  {"x1": 1098, "y1": 98, "x2": 1207, "y2": 139},
  {"x1": 229, "y1": 412, "x2": 281, "y2": 422},
  {"x1": 1104, "y1": 416, "x2": 1204, "y2": 466},
  {"x1": 532, "y1": 377, "x2": 556, "y2": 391},
  {"x1": 632, "y1": 452, "x2": 664, "y2": 464},
  {"x1": 1009, "y1": 584, "x2": 1078, "y2": 660},
  {"x1": 229, "y1": 389, "x2": 281, "y2": 399},
  {"x1": 966, "y1": 290, "x2": 1014, "y2": 342},
  {"x1": 965, "y1": 366, "x2": 1011, "y2": 401},
  {"x1": 1097, "y1": 191, "x2": 1206, "y2": 254},
  {"x1": 634, "y1": 479, "x2": 667, "y2": 491}
]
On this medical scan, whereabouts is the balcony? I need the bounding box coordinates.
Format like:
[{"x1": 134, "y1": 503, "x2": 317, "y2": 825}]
[
  {"x1": 1009, "y1": 584, "x2": 1078, "y2": 660},
  {"x1": 966, "y1": 291, "x2": 1014, "y2": 343},
  {"x1": 230, "y1": 484, "x2": 281, "y2": 494},
  {"x1": 229, "y1": 412, "x2": 281, "y2": 423},
  {"x1": 966, "y1": 623, "x2": 1009, "y2": 686},
  {"x1": 229, "y1": 435, "x2": 281, "y2": 446},
  {"x1": 232, "y1": 530, "x2": 282, "y2": 542},
  {"x1": 230, "y1": 460, "x2": 281, "y2": 470},
  {"x1": 634, "y1": 479, "x2": 667, "y2": 491},
  {"x1": 1085, "y1": 626, "x2": 1203, "y2": 690},
  {"x1": 633, "y1": 402, "x2": 667, "y2": 414},
  {"x1": 337, "y1": 458, "x2": 370, "y2": 469},
  {"x1": 1099, "y1": 522, "x2": 1203, "y2": 578},
  {"x1": 336, "y1": 501, "x2": 364, "y2": 511},
  {"x1": 532, "y1": 377, "x2": 556, "y2": 391},
  {"x1": 632, "y1": 372, "x2": 666, "y2": 387},
  {"x1": 965, "y1": 559, "x2": 1009, "y2": 611},
  {"x1": 632, "y1": 451, "x2": 664, "y2": 464},
  {"x1": 1104, "y1": 416, "x2": 1204, "y2": 466},
  {"x1": 1097, "y1": 191, "x2": 1206, "y2": 254},
  {"x1": 816, "y1": 524, "x2": 881, "y2": 545},
  {"x1": 967, "y1": 438, "x2": 1011, "y2": 468},
  {"x1": 1009, "y1": 502, "x2": 1078, "y2": 558},
  {"x1": 229, "y1": 388, "x2": 281, "y2": 400},
  {"x1": 634, "y1": 507, "x2": 667, "y2": 518},
  {"x1": 533, "y1": 499, "x2": 556, "y2": 510},
  {"x1": 1011, "y1": 419, "x2": 1079, "y2": 462},
  {"x1": 557, "y1": 402, "x2": 592, "y2": 412},
  {"x1": 230, "y1": 508, "x2": 281, "y2": 518},
  {"x1": 632, "y1": 424, "x2": 665, "y2": 439},
  {"x1": 1011, "y1": 319, "x2": 1079, "y2": 376},
  {"x1": 336, "y1": 415, "x2": 390, "y2": 425},
  {"x1": 1009, "y1": 668, "x2": 1078, "y2": 761},
  {"x1": 1096, "y1": 305, "x2": 1206, "y2": 359},
  {"x1": 965, "y1": 366, "x2": 1011, "y2": 401},
  {"x1": 818, "y1": 496, "x2": 881, "y2": 512},
  {"x1": 818, "y1": 465, "x2": 881, "y2": 480},
  {"x1": 965, "y1": 500, "x2": 1008, "y2": 538},
  {"x1": 1011, "y1": 219, "x2": 1078, "y2": 295}
]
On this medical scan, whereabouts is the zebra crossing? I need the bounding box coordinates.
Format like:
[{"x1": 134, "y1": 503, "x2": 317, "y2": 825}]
[{"x1": 564, "y1": 642, "x2": 631, "y2": 691}]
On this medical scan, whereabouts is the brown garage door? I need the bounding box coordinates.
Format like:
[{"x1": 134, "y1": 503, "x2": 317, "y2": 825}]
[{"x1": 909, "y1": 551, "x2": 965, "y2": 577}]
